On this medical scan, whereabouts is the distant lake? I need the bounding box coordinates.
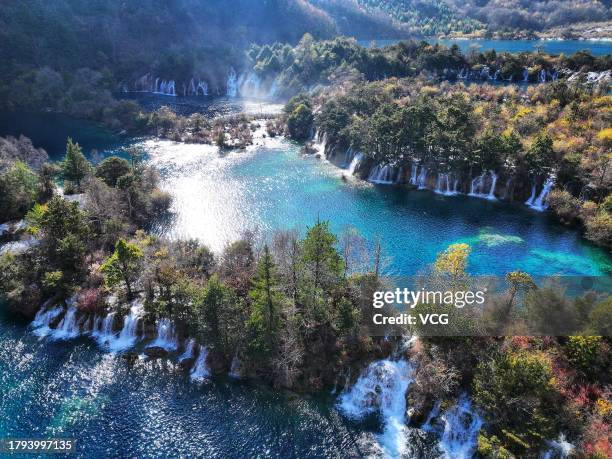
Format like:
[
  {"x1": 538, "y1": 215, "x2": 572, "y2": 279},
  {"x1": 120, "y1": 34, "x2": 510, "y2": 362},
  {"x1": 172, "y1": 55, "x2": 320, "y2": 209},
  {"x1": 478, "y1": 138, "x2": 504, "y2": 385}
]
[{"x1": 359, "y1": 38, "x2": 612, "y2": 56}]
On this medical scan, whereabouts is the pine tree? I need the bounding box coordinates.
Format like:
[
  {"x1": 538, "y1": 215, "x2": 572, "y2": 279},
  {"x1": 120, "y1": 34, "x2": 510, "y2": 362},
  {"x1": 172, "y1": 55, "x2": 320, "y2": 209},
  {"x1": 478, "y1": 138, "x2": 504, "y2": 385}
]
[
  {"x1": 62, "y1": 138, "x2": 91, "y2": 187},
  {"x1": 247, "y1": 245, "x2": 284, "y2": 359}
]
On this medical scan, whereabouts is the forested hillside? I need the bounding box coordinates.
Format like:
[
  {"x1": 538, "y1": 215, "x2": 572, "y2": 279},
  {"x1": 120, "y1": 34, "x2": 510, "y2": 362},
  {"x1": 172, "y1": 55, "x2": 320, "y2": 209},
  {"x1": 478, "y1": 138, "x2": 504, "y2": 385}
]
[{"x1": 355, "y1": 0, "x2": 612, "y2": 36}]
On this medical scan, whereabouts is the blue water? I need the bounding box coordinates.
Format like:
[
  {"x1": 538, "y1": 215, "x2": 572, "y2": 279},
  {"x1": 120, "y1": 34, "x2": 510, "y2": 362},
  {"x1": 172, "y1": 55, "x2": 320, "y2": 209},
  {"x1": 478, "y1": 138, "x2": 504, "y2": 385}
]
[
  {"x1": 359, "y1": 38, "x2": 612, "y2": 56},
  {"x1": 0, "y1": 312, "x2": 386, "y2": 458},
  {"x1": 1, "y1": 111, "x2": 610, "y2": 277},
  {"x1": 144, "y1": 138, "x2": 611, "y2": 277}
]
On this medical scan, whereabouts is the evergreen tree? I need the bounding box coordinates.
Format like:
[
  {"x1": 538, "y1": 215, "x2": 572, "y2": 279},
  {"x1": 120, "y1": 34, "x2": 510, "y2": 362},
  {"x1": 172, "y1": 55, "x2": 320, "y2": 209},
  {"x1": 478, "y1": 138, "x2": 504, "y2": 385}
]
[
  {"x1": 196, "y1": 274, "x2": 242, "y2": 359},
  {"x1": 247, "y1": 245, "x2": 285, "y2": 359},
  {"x1": 101, "y1": 238, "x2": 143, "y2": 300},
  {"x1": 62, "y1": 138, "x2": 91, "y2": 187}
]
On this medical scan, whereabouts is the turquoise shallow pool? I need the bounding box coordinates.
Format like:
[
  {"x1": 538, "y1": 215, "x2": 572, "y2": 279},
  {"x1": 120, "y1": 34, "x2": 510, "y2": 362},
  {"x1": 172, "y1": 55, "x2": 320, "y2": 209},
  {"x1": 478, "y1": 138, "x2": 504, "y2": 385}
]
[{"x1": 144, "y1": 138, "x2": 611, "y2": 277}]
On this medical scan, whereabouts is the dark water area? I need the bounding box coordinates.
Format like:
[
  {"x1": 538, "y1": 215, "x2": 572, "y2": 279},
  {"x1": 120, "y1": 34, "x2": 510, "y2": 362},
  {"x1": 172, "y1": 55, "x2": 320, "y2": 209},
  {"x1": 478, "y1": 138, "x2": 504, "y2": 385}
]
[
  {"x1": 117, "y1": 94, "x2": 285, "y2": 118},
  {"x1": 0, "y1": 111, "x2": 123, "y2": 160},
  {"x1": 360, "y1": 38, "x2": 612, "y2": 56}
]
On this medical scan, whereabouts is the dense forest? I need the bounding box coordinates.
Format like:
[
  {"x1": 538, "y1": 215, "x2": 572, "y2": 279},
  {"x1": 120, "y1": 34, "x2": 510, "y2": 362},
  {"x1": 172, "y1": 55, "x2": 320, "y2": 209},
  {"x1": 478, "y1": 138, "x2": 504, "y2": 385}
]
[
  {"x1": 247, "y1": 36, "x2": 611, "y2": 97},
  {"x1": 356, "y1": 0, "x2": 612, "y2": 36}
]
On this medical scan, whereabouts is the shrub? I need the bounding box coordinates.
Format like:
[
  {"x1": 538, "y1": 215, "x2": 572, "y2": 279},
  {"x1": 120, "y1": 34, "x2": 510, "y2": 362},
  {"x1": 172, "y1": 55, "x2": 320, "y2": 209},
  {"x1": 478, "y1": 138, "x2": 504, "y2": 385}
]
[
  {"x1": 473, "y1": 351, "x2": 559, "y2": 453},
  {"x1": 585, "y1": 213, "x2": 612, "y2": 248},
  {"x1": 0, "y1": 161, "x2": 40, "y2": 221},
  {"x1": 547, "y1": 189, "x2": 581, "y2": 223},
  {"x1": 95, "y1": 156, "x2": 131, "y2": 187}
]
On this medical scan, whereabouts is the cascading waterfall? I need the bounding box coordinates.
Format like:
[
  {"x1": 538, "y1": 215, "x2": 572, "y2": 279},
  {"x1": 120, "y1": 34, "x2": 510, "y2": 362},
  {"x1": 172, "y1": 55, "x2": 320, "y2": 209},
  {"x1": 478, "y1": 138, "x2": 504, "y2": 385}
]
[
  {"x1": 348, "y1": 153, "x2": 363, "y2": 175},
  {"x1": 31, "y1": 305, "x2": 64, "y2": 337},
  {"x1": 542, "y1": 434, "x2": 574, "y2": 459},
  {"x1": 190, "y1": 345, "x2": 210, "y2": 381},
  {"x1": 438, "y1": 395, "x2": 483, "y2": 459},
  {"x1": 487, "y1": 171, "x2": 498, "y2": 200},
  {"x1": 410, "y1": 164, "x2": 418, "y2": 185},
  {"x1": 539, "y1": 69, "x2": 547, "y2": 83},
  {"x1": 523, "y1": 67, "x2": 530, "y2": 82},
  {"x1": 197, "y1": 80, "x2": 208, "y2": 96},
  {"x1": 395, "y1": 166, "x2": 404, "y2": 184},
  {"x1": 526, "y1": 176, "x2": 554, "y2": 211},
  {"x1": 91, "y1": 312, "x2": 116, "y2": 346},
  {"x1": 417, "y1": 167, "x2": 428, "y2": 189},
  {"x1": 469, "y1": 171, "x2": 497, "y2": 200},
  {"x1": 434, "y1": 173, "x2": 459, "y2": 196},
  {"x1": 368, "y1": 165, "x2": 395, "y2": 184},
  {"x1": 179, "y1": 338, "x2": 196, "y2": 362},
  {"x1": 50, "y1": 306, "x2": 80, "y2": 340},
  {"x1": 338, "y1": 359, "x2": 413, "y2": 458},
  {"x1": 154, "y1": 79, "x2": 176, "y2": 96},
  {"x1": 107, "y1": 303, "x2": 142, "y2": 352},
  {"x1": 525, "y1": 182, "x2": 537, "y2": 206},
  {"x1": 312, "y1": 132, "x2": 327, "y2": 157},
  {"x1": 226, "y1": 68, "x2": 238, "y2": 97},
  {"x1": 240, "y1": 72, "x2": 261, "y2": 98},
  {"x1": 149, "y1": 318, "x2": 179, "y2": 351}
]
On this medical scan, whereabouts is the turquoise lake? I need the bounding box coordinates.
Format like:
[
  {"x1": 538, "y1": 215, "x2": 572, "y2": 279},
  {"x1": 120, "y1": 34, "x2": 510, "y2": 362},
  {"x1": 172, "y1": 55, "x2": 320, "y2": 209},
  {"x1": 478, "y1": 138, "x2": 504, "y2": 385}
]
[{"x1": 1, "y1": 109, "x2": 610, "y2": 277}]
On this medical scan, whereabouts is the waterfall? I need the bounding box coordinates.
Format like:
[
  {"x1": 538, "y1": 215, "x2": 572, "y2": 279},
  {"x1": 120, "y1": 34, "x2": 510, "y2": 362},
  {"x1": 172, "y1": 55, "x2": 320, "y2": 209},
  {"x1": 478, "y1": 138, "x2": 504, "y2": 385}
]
[
  {"x1": 526, "y1": 177, "x2": 554, "y2": 211},
  {"x1": 348, "y1": 153, "x2": 363, "y2": 175},
  {"x1": 31, "y1": 305, "x2": 64, "y2": 337},
  {"x1": 226, "y1": 68, "x2": 238, "y2": 97},
  {"x1": 338, "y1": 359, "x2": 413, "y2": 458},
  {"x1": 438, "y1": 395, "x2": 483, "y2": 459},
  {"x1": 523, "y1": 68, "x2": 529, "y2": 82},
  {"x1": 410, "y1": 164, "x2": 418, "y2": 185},
  {"x1": 434, "y1": 173, "x2": 459, "y2": 196},
  {"x1": 395, "y1": 166, "x2": 404, "y2": 184},
  {"x1": 50, "y1": 306, "x2": 80, "y2": 340},
  {"x1": 179, "y1": 338, "x2": 196, "y2": 362},
  {"x1": 267, "y1": 79, "x2": 278, "y2": 98},
  {"x1": 480, "y1": 66, "x2": 491, "y2": 80},
  {"x1": 542, "y1": 434, "x2": 574, "y2": 459},
  {"x1": 190, "y1": 345, "x2": 210, "y2": 381},
  {"x1": 368, "y1": 165, "x2": 395, "y2": 184},
  {"x1": 197, "y1": 80, "x2": 208, "y2": 96},
  {"x1": 539, "y1": 69, "x2": 547, "y2": 83},
  {"x1": 91, "y1": 311, "x2": 116, "y2": 346},
  {"x1": 493, "y1": 69, "x2": 501, "y2": 81},
  {"x1": 487, "y1": 171, "x2": 498, "y2": 200},
  {"x1": 149, "y1": 318, "x2": 179, "y2": 351},
  {"x1": 525, "y1": 182, "x2": 537, "y2": 206},
  {"x1": 469, "y1": 173, "x2": 484, "y2": 196},
  {"x1": 469, "y1": 171, "x2": 497, "y2": 200},
  {"x1": 107, "y1": 303, "x2": 142, "y2": 352},
  {"x1": 417, "y1": 167, "x2": 428, "y2": 189},
  {"x1": 153, "y1": 79, "x2": 176, "y2": 96},
  {"x1": 312, "y1": 132, "x2": 327, "y2": 157},
  {"x1": 240, "y1": 72, "x2": 261, "y2": 98}
]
